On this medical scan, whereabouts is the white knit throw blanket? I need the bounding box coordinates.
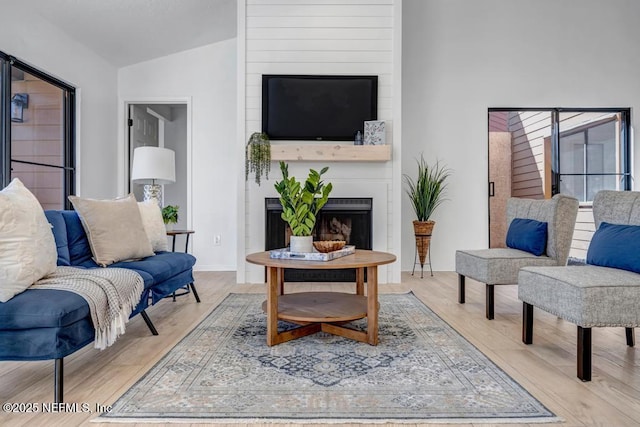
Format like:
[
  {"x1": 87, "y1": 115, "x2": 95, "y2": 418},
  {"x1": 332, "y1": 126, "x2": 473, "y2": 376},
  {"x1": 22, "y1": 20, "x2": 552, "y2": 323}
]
[{"x1": 31, "y1": 266, "x2": 145, "y2": 350}]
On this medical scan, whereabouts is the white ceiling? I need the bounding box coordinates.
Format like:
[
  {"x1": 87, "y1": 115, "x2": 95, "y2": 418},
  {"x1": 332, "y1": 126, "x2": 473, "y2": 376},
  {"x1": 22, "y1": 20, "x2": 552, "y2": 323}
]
[{"x1": 26, "y1": 0, "x2": 237, "y2": 67}]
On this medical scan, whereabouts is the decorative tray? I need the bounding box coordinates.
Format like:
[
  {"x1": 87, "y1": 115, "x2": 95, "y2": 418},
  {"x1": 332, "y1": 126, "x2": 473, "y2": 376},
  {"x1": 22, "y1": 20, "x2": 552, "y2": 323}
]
[{"x1": 270, "y1": 245, "x2": 355, "y2": 261}]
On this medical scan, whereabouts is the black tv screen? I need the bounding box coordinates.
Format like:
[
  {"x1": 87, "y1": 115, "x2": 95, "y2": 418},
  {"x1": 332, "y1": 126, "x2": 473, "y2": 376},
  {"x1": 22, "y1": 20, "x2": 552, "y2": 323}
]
[{"x1": 262, "y1": 75, "x2": 378, "y2": 141}]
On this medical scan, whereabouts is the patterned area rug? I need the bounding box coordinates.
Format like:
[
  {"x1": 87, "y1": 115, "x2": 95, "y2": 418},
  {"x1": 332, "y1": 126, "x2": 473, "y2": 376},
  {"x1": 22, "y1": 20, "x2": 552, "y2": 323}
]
[{"x1": 97, "y1": 292, "x2": 558, "y2": 424}]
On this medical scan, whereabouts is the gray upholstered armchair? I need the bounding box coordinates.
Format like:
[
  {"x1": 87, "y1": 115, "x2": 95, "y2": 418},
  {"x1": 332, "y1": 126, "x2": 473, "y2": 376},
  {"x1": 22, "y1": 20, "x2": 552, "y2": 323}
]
[
  {"x1": 455, "y1": 194, "x2": 579, "y2": 319},
  {"x1": 519, "y1": 190, "x2": 640, "y2": 381}
]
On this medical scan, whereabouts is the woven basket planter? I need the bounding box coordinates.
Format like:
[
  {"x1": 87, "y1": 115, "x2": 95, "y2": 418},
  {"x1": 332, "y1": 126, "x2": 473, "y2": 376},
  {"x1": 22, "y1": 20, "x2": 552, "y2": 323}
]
[{"x1": 413, "y1": 220, "x2": 435, "y2": 266}]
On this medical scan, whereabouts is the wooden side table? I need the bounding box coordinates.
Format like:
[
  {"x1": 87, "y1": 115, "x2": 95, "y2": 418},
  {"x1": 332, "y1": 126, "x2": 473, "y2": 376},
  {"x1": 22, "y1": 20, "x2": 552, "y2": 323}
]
[
  {"x1": 166, "y1": 229, "x2": 195, "y2": 252},
  {"x1": 166, "y1": 229, "x2": 200, "y2": 303}
]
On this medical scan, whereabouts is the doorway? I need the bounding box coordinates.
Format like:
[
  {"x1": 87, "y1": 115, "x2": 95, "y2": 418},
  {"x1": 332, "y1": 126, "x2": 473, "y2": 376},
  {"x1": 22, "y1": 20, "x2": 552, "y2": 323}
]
[{"x1": 126, "y1": 102, "x2": 190, "y2": 230}]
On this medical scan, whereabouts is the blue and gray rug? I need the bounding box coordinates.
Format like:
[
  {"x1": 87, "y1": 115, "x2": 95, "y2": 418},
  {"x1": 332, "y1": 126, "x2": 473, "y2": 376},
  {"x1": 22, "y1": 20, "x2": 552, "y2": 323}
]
[{"x1": 98, "y1": 292, "x2": 558, "y2": 423}]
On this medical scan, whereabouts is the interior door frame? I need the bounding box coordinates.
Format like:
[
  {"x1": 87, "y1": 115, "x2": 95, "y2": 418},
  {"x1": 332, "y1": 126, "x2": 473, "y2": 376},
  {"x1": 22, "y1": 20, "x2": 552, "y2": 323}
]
[{"x1": 119, "y1": 97, "x2": 193, "y2": 230}]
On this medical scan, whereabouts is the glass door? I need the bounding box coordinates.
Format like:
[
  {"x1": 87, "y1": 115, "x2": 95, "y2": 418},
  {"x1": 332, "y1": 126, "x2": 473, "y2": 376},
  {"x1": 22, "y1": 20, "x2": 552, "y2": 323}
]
[
  {"x1": 488, "y1": 110, "x2": 553, "y2": 247},
  {"x1": 10, "y1": 69, "x2": 67, "y2": 209}
]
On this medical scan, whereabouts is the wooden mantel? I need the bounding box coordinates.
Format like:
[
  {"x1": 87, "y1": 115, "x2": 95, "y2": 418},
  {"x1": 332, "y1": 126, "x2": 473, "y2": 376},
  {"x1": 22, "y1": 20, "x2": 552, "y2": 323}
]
[{"x1": 270, "y1": 144, "x2": 391, "y2": 162}]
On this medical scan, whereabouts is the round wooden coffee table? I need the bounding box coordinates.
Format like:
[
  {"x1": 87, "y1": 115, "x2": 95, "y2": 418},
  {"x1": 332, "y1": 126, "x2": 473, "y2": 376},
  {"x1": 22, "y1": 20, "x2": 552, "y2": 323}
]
[{"x1": 246, "y1": 249, "x2": 396, "y2": 346}]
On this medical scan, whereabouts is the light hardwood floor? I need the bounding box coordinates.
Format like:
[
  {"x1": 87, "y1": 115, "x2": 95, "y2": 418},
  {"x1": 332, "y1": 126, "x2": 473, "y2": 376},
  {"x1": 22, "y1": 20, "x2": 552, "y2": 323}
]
[{"x1": 0, "y1": 271, "x2": 638, "y2": 426}]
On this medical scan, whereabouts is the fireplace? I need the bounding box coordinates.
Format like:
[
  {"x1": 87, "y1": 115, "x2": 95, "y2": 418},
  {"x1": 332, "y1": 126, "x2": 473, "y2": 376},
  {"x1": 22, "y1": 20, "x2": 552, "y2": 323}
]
[{"x1": 265, "y1": 198, "x2": 372, "y2": 282}]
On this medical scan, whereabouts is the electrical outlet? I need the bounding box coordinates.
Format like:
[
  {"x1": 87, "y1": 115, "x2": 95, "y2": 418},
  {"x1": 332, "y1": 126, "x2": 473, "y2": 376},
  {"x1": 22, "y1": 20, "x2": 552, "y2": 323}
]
[{"x1": 214, "y1": 235, "x2": 221, "y2": 246}]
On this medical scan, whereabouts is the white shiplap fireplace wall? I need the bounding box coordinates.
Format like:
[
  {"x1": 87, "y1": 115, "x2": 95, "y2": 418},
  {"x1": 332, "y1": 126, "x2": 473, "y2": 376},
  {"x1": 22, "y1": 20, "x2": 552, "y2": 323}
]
[{"x1": 237, "y1": 0, "x2": 402, "y2": 284}]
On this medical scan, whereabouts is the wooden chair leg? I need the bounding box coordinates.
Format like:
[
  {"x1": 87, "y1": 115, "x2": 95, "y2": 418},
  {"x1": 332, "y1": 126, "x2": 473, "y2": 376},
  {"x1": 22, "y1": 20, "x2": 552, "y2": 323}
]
[
  {"x1": 626, "y1": 327, "x2": 635, "y2": 347},
  {"x1": 458, "y1": 274, "x2": 465, "y2": 304},
  {"x1": 485, "y1": 284, "x2": 494, "y2": 319},
  {"x1": 577, "y1": 326, "x2": 592, "y2": 381},
  {"x1": 522, "y1": 302, "x2": 533, "y2": 344}
]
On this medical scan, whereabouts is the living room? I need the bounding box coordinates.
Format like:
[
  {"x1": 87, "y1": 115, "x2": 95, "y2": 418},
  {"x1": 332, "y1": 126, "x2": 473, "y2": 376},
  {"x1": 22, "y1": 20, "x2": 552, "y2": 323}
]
[{"x1": 1, "y1": 0, "x2": 639, "y2": 425}]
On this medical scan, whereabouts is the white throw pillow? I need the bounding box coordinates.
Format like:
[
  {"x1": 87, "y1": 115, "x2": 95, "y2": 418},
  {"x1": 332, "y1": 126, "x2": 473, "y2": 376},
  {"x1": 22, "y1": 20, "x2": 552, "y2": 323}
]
[
  {"x1": 68, "y1": 193, "x2": 154, "y2": 267},
  {"x1": 138, "y1": 201, "x2": 169, "y2": 252},
  {"x1": 0, "y1": 178, "x2": 57, "y2": 302}
]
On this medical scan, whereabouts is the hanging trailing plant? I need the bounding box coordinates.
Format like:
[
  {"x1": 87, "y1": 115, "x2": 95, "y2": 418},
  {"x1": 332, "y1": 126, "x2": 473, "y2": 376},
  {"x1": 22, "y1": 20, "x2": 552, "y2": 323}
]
[{"x1": 245, "y1": 132, "x2": 271, "y2": 186}]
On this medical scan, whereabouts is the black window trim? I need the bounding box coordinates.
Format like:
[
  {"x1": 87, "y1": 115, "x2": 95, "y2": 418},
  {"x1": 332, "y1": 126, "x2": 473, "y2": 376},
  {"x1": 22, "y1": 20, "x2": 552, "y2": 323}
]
[{"x1": 0, "y1": 51, "x2": 76, "y2": 209}]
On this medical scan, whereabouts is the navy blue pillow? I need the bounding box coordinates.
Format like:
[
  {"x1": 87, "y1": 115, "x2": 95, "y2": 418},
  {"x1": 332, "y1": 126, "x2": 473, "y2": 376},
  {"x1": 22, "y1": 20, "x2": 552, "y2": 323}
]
[
  {"x1": 44, "y1": 210, "x2": 71, "y2": 266},
  {"x1": 587, "y1": 222, "x2": 640, "y2": 274},
  {"x1": 61, "y1": 210, "x2": 93, "y2": 266},
  {"x1": 506, "y1": 218, "x2": 548, "y2": 256}
]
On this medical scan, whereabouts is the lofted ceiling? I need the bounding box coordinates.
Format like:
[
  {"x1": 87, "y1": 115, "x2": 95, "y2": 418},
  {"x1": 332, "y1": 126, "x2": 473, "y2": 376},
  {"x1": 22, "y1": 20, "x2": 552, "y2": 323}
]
[{"x1": 24, "y1": 0, "x2": 237, "y2": 67}]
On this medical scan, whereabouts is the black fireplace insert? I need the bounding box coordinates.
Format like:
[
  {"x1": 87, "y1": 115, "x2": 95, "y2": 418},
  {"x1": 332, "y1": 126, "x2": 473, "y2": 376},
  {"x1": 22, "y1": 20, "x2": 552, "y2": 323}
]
[{"x1": 265, "y1": 197, "x2": 372, "y2": 282}]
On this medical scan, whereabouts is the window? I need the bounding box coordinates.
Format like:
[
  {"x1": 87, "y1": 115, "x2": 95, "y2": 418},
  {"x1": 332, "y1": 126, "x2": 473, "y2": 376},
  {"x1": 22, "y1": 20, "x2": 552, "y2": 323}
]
[
  {"x1": 0, "y1": 51, "x2": 75, "y2": 209},
  {"x1": 557, "y1": 112, "x2": 629, "y2": 204}
]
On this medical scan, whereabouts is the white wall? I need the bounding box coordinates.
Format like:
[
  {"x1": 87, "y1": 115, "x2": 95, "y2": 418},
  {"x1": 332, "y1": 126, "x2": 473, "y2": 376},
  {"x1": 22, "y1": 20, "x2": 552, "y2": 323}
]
[
  {"x1": 118, "y1": 40, "x2": 237, "y2": 271},
  {"x1": 0, "y1": 2, "x2": 118, "y2": 198},
  {"x1": 402, "y1": 0, "x2": 640, "y2": 271},
  {"x1": 238, "y1": 0, "x2": 403, "y2": 284}
]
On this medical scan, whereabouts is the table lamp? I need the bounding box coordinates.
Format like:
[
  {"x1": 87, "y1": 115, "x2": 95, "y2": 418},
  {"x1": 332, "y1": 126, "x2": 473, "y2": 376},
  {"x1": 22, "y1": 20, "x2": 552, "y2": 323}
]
[{"x1": 131, "y1": 146, "x2": 175, "y2": 205}]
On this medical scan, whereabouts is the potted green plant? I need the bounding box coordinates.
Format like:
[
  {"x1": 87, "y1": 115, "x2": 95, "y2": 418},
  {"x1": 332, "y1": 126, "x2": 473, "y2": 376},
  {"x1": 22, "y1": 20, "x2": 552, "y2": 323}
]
[
  {"x1": 403, "y1": 155, "x2": 451, "y2": 273},
  {"x1": 274, "y1": 161, "x2": 332, "y2": 253},
  {"x1": 245, "y1": 132, "x2": 271, "y2": 186},
  {"x1": 162, "y1": 205, "x2": 179, "y2": 231}
]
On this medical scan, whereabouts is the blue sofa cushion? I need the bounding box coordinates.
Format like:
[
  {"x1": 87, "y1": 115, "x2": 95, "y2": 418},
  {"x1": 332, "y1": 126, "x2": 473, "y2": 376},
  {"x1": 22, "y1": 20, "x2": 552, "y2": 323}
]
[
  {"x1": 0, "y1": 318, "x2": 95, "y2": 361},
  {"x1": 506, "y1": 218, "x2": 548, "y2": 256},
  {"x1": 149, "y1": 269, "x2": 195, "y2": 304},
  {"x1": 78, "y1": 252, "x2": 196, "y2": 285},
  {"x1": 61, "y1": 210, "x2": 93, "y2": 265},
  {"x1": 74, "y1": 259, "x2": 156, "y2": 289},
  {"x1": 0, "y1": 289, "x2": 89, "y2": 330},
  {"x1": 124, "y1": 252, "x2": 196, "y2": 283},
  {"x1": 587, "y1": 222, "x2": 640, "y2": 274},
  {"x1": 44, "y1": 210, "x2": 71, "y2": 266}
]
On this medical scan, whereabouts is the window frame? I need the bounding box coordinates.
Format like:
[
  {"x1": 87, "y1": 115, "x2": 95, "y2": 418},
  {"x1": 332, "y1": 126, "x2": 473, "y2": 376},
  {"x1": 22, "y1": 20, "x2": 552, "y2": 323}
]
[
  {"x1": 555, "y1": 111, "x2": 630, "y2": 205},
  {"x1": 0, "y1": 51, "x2": 76, "y2": 209}
]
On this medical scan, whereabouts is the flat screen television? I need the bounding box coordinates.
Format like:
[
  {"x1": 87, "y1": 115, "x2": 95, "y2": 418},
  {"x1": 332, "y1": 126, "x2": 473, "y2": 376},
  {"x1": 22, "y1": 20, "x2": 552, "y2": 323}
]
[{"x1": 262, "y1": 75, "x2": 378, "y2": 141}]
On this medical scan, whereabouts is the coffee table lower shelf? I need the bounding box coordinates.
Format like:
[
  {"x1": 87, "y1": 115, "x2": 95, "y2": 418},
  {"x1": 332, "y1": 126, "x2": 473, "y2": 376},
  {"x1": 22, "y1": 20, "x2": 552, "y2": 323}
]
[{"x1": 261, "y1": 292, "x2": 380, "y2": 344}]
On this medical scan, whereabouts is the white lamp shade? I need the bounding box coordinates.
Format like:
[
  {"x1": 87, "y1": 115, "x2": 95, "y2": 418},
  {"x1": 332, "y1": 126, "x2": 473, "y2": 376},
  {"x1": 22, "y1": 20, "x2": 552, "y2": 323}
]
[{"x1": 131, "y1": 146, "x2": 176, "y2": 185}]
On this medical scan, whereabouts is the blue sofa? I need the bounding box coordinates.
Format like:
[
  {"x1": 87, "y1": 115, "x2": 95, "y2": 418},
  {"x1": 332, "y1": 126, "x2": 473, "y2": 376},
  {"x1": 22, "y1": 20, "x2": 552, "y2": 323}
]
[{"x1": 0, "y1": 210, "x2": 197, "y2": 402}]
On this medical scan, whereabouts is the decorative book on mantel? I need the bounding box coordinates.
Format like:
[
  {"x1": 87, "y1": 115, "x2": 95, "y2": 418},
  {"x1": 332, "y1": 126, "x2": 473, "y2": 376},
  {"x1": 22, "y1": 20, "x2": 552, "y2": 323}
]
[{"x1": 364, "y1": 120, "x2": 385, "y2": 145}]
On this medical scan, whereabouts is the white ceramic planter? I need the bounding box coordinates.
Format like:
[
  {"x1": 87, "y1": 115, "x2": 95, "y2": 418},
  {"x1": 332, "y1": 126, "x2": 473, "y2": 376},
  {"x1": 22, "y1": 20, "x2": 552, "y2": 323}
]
[{"x1": 290, "y1": 235, "x2": 313, "y2": 253}]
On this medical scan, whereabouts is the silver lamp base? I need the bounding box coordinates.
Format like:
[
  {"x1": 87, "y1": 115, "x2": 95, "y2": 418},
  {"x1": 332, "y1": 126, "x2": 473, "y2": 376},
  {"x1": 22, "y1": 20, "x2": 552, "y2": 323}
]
[{"x1": 143, "y1": 184, "x2": 162, "y2": 206}]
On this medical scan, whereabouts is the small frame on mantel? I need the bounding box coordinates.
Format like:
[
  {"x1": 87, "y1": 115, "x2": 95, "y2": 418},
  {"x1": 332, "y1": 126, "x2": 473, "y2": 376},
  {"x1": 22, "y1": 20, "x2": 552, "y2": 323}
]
[{"x1": 364, "y1": 120, "x2": 385, "y2": 145}]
